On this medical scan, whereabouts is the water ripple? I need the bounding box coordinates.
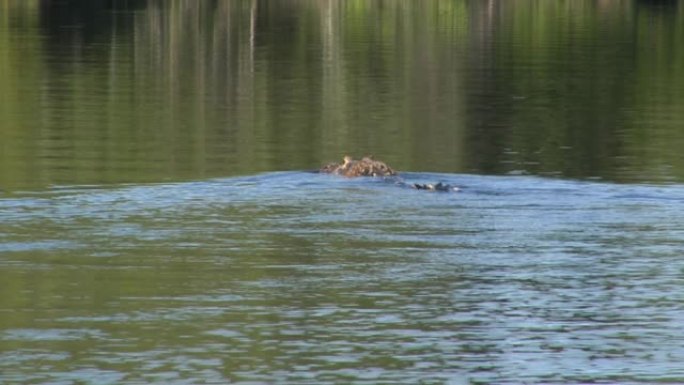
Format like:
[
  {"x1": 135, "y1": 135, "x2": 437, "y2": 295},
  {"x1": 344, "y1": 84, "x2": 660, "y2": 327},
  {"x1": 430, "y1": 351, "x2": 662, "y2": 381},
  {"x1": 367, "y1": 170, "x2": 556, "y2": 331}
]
[{"x1": 2, "y1": 173, "x2": 684, "y2": 384}]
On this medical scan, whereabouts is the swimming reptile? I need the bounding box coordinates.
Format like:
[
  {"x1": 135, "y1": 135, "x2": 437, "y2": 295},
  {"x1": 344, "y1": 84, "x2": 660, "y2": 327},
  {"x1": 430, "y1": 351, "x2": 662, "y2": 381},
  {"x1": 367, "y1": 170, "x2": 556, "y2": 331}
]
[{"x1": 319, "y1": 155, "x2": 459, "y2": 192}]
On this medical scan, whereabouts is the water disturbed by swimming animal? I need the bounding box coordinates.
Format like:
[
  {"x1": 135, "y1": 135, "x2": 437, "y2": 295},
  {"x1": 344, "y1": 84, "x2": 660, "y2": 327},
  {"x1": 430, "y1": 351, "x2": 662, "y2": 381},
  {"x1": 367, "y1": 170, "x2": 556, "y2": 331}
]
[{"x1": 318, "y1": 155, "x2": 460, "y2": 192}]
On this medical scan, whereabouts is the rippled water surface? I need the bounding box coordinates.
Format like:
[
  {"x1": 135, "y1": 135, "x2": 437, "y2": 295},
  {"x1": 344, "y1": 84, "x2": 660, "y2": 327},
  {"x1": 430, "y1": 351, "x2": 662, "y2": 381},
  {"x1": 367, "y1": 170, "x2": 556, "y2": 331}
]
[
  {"x1": 2, "y1": 173, "x2": 684, "y2": 384},
  {"x1": 2, "y1": 0, "x2": 684, "y2": 384}
]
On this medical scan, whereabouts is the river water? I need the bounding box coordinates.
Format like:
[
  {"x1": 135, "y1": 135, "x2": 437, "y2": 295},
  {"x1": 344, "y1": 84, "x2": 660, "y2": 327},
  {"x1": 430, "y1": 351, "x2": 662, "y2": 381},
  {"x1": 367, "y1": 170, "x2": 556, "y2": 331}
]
[{"x1": 2, "y1": 1, "x2": 684, "y2": 384}]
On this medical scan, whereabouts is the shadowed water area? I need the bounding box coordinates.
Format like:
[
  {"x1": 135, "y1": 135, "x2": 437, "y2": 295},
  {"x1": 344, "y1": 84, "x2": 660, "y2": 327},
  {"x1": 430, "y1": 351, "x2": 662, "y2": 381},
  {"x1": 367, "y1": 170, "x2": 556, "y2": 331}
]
[{"x1": 1, "y1": 0, "x2": 684, "y2": 384}]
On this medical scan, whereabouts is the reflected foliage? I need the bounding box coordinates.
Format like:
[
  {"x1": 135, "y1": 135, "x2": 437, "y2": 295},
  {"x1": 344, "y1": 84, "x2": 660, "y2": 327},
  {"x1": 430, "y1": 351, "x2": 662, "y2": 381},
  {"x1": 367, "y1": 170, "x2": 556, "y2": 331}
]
[{"x1": 1, "y1": 0, "x2": 683, "y2": 191}]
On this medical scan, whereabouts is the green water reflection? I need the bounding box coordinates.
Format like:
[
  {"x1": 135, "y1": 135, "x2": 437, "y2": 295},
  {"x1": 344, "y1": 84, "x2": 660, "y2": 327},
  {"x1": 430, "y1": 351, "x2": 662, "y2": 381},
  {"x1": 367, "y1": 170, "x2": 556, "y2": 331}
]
[
  {"x1": 1, "y1": 0, "x2": 683, "y2": 192},
  {"x1": 3, "y1": 173, "x2": 684, "y2": 383}
]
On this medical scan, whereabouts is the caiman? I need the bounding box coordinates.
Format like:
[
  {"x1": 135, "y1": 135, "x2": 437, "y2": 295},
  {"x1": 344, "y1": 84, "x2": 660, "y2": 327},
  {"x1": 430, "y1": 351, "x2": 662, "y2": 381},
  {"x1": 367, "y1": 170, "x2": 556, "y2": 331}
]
[{"x1": 319, "y1": 155, "x2": 459, "y2": 192}]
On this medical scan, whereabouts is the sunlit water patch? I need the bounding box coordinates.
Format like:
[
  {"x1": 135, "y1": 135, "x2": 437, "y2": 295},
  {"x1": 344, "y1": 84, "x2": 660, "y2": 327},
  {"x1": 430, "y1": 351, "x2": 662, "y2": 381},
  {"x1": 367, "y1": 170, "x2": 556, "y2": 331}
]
[{"x1": 1, "y1": 172, "x2": 684, "y2": 384}]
